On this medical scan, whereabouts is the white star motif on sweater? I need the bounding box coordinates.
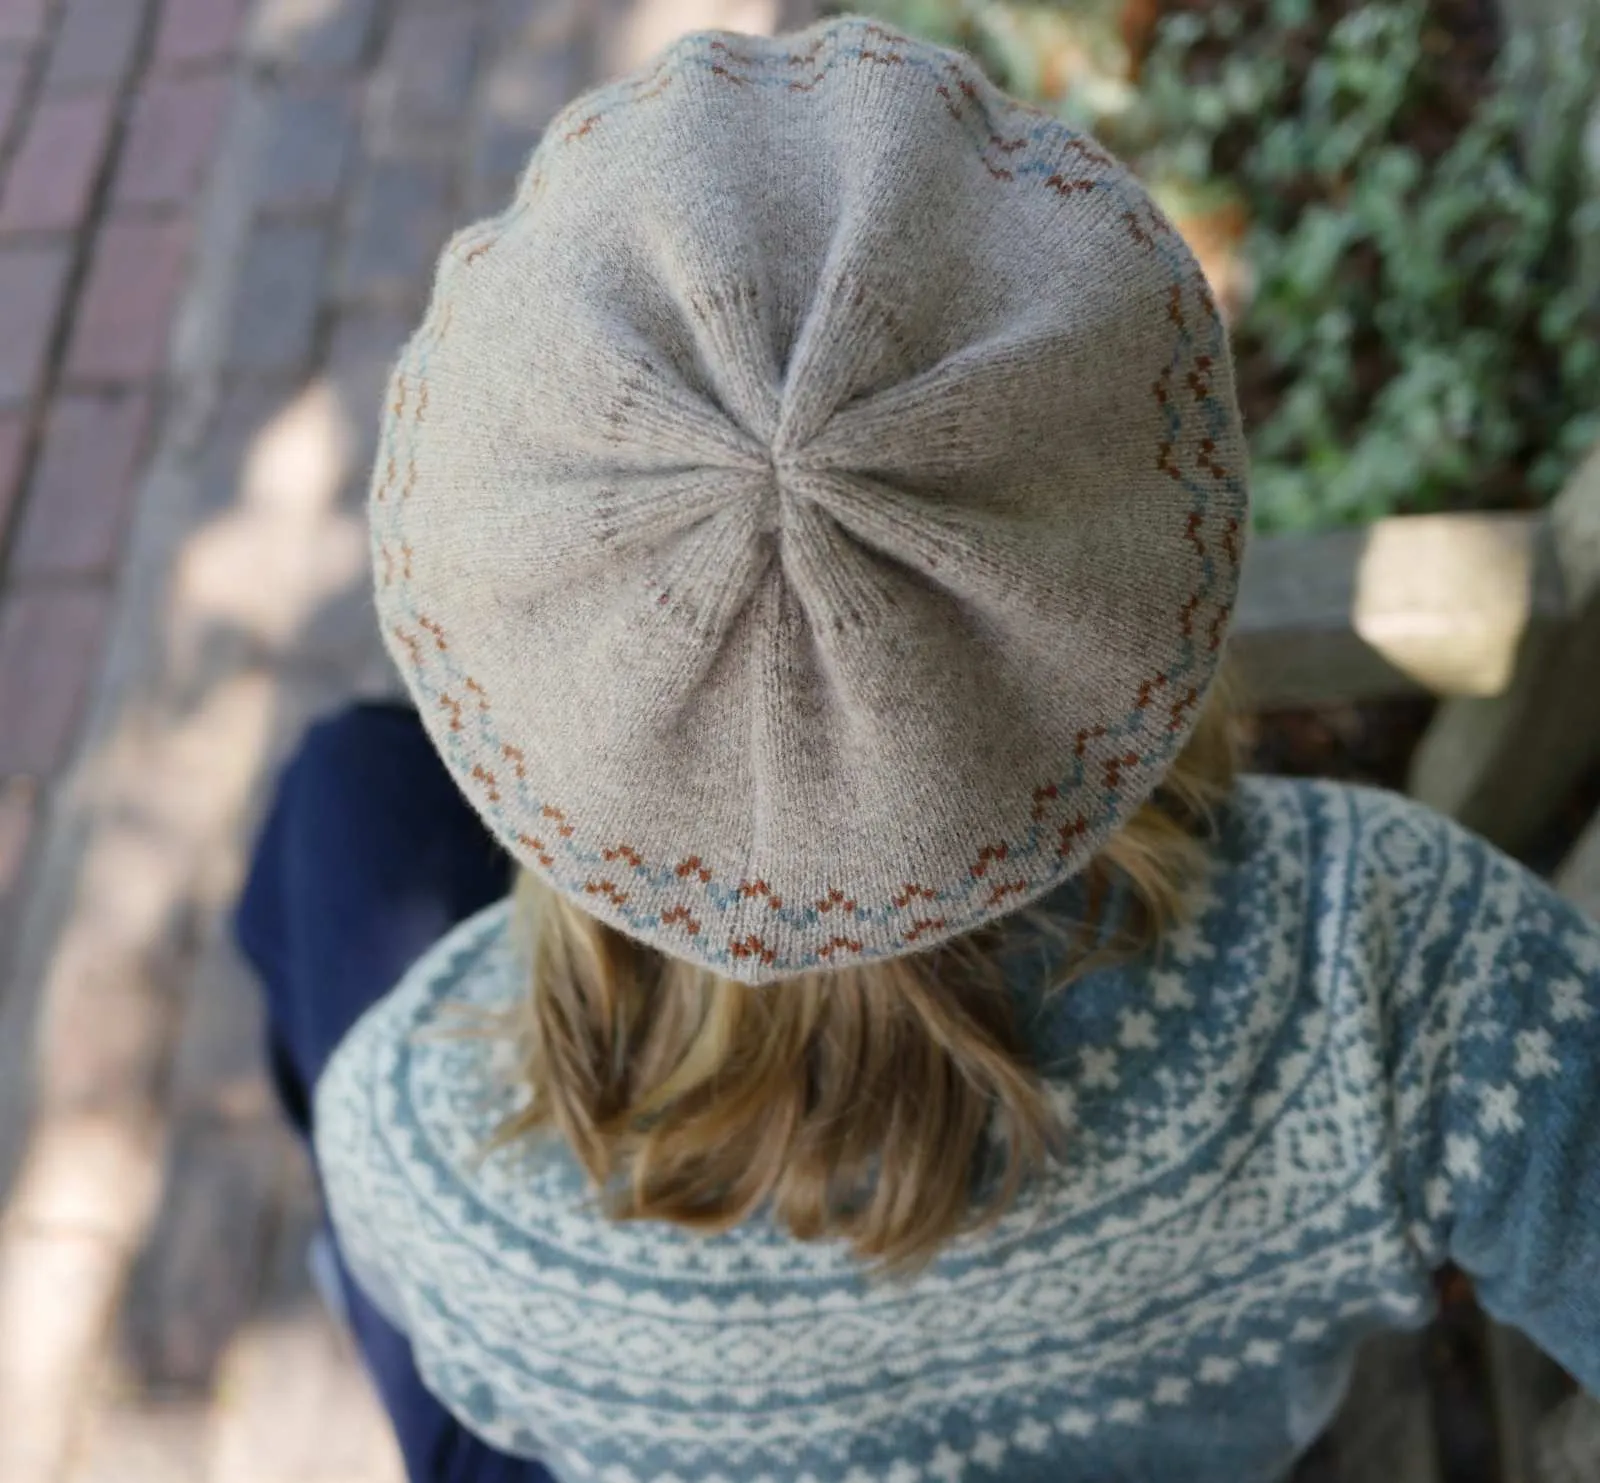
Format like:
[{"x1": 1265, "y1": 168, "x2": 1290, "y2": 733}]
[
  {"x1": 1151, "y1": 969, "x2": 1196, "y2": 1011},
  {"x1": 927, "y1": 1445, "x2": 964, "y2": 1483},
  {"x1": 1514, "y1": 1027, "x2": 1559, "y2": 1079},
  {"x1": 1551, "y1": 977, "x2": 1593, "y2": 1023},
  {"x1": 1478, "y1": 1083, "x2": 1521, "y2": 1134},
  {"x1": 1014, "y1": 1419, "x2": 1051, "y2": 1453},
  {"x1": 1118, "y1": 1009, "x2": 1159, "y2": 1049},
  {"x1": 1200, "y1": 1356, "x2": 1238, "y2": 1384},
  {"x1": 1446, "y1": 1134, "x2": 1482, "y2": 1180},
  {"x1": 1080, "y1": 1048, "x2": 1119, "y2": 1090},
  {"x1": 970, "y1": 1433, "x2": 1006, "y2": 1468},
  {"x1": 1155, "y1": 1377, "x2": 1193, "y2": 1405},
  {"x1": 1057, "y1": 1411, "x2": 1095, "y2": 1438}
]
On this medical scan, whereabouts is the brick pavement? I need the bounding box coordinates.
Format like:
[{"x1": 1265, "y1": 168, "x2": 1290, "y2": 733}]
[{"x1": 0, "y1": 2, "x2": 814, "y2": 1479}]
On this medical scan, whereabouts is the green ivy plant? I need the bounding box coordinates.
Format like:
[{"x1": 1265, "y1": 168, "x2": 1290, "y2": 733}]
[{"x1": 853, "y1": 0, "x2": 1600, "y2": 533}]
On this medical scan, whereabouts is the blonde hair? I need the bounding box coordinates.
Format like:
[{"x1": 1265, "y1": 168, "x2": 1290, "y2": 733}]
[{"x1": 495, "y1": 683, "x2": 1237, "y2": 1271}]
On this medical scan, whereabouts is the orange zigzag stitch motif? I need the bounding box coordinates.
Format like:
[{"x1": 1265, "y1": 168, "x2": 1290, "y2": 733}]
[
  {"x1": 902, "y1": 918, "x2": 946, "y2": 944},
  {"x1": 1198, "y1": 437, "x2": 1229, "y2": 481},
  {"x1": 418, "y1": 616, "x2": 448, "y2": 651},
  {"x1": 675, "y1": 856, "x2": 713, "y2": 884},
  {"x1": 1169, "y1": 686, "x2": 1201, "y2": 733},
  {"x1": 1103, "y1": 752, "x2": 1141, "y2": 791},
  {"x1": 501, "y1": 744, "x2": 526, "y2": 779},
  {"x1": 1058, "y1": 814, "x2": 1089, "y2": 856},
  {"x1": 816, "y1": 937, "x2": 864, "y2": 960},
  {"x1": 1209, "y1": 603, "x2": 1230, "y2": 654},
  {"x1": 585, "y1": 880, "x2": 630, "y2": 907},
  {"x1": 541, "y1": 805, "x2": 574, "y2": 838},
  {"x1": 603, "y1": 843, "x2": 643, "y2": 868},
  {"x1": 986, "y1": 881, "x2": 1029, "y2": 908},
  {"x1": 661, "y1": 905, "x2": 702, "y2": 936},
  {"x1": 893, "y1": 883, "x2": 937, "y2": 908},
  {"x1": 729, "y1": 935, "x2": 777, "y2": 966},
  {"x1": 1221, "y1": 517, "x2": 1242, "y2": 566},
  {"x1": 816, "y1": 888, "x2": 857, "y2": 914},
  {"x1": 739, "y1": 879, "x2": 783, "y2": 911},
  {"x1": 1031, "y1": 783, "x2": 1058, "y2": 821},
  {"x1": 376, "y1": 454, "x2": 396, "y2": 502},
  {"x1": 390, "y1": 625, "x2": 422, "y2": 671},
  {"x1": 970, "y1": 843, "x2": 1008, "y2": 879},
  {"x1": 517, "y1": 834, "x2": 554, "y2": 867},
  {"x1": 1136, "y1": 673, "x2": 1170, "y2": 710},
  {"x1": 471, "y1": 765, "x2": 500, "y2": 802}
]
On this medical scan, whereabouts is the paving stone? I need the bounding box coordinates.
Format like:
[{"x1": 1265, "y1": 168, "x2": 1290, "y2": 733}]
[
  {"x1": 66, "y1": 214, "x2": 192, "y2": 382},
  {"x1": 166, "y1": 930, "x2": 275, "y2": 1124},
  {"x1": 114, "y1": 71, "x2": 232, "y2": 207},
  {"x1": 12, "y1": 389, "x2": 154, "y2": 577},
  {"x1": 486, "y1": 0, "x2": 588, "y2": 51},
  {"x1": 0, "y1": 409, "x2": 26, "y2": 543},
  {"x1": 0, "y1": 1230, "x2": 128, "y2": 1483},
  {"x1": 0, "y1": 90, "x2": 116, "y2": 234},
  {"x1": 376, "y1": 4, "x2": 480, "y2": 124},
  {"x1": 339, "y1": 157, "x2": 452, "y2": 303},
  {"x1": 227, "y1": 219, "x2": 330, "y2": 373},
  {"x1": 45, "y1": 0, "x2": 148, "y2": 89},
  {"x1": 0, "y1": 775, "x2": 36, "y2": 903},
  {"x1": 471, "y1": 43, "x2": 576, "y2": 193},
  {"x1": 255, "y1": 79, "x2": 357, "y2": 211},
  {"x1": 119, "y1": 1121, "x2": 284, "y2": 1392},
  {"x1": 152, "y1": 0, "x2": 250, "y2": 69},
  {"x1": 65, "y1": 1396, "x2": 212, "y2": 1483},
  {"x1": 0, "y1": 241, "x2": 71, "y2": 405},
  {"x1": 0, "y1": 583, "x2": 110, "y2": 774},
  {"x1": 0, "y1": 0, "x2": 49, "y2": 45},
  {"x1": 0, "y1": 49, "x2": 30, "y2": 152},
  {"x1": 210, "y1": 1150, "x2": 405, "y2": 1483},
  {"x1": 248, "y1": 0, "x2": 381, "y2": 75},
  {"x1": 326, "y1": 305, "x2": 411, "y2": 475},
  {"x1": 192, "y1": 378, "x2": 296, "y2": 514}
]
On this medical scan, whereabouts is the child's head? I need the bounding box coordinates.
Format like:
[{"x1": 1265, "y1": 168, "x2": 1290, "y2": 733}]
[
  {"x1": 501, "y1": 686, "x2": 1235, "y2": 1270},
  {"x1": 373, "y1": 16, "x2": 1248, "y2": 1264}
]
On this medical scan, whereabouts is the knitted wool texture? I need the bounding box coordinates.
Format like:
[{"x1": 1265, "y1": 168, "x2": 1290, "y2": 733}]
[{"x1": 370, "y1": 15, "x2": 1250, "y2": 984}]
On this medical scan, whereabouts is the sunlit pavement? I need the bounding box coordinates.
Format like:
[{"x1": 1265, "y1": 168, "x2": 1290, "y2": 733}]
[{"x1": 0, "y1": 2, "x2": 812, "y2": 1477}]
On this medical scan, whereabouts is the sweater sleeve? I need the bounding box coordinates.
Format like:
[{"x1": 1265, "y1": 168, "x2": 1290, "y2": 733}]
[{"x1": 1386, "y1": 806, "x2": 1600, "y2": 1392}]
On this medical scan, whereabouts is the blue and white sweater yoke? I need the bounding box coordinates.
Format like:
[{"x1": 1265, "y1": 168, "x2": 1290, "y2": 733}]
[{"x1": 315, "y1": 777, "x2": 1600, "y2": 1482}]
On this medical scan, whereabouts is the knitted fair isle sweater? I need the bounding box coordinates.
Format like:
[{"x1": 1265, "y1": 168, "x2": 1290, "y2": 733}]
[{"x1": 314, "y1": 777, "x2": 1600, "y2": 1483}]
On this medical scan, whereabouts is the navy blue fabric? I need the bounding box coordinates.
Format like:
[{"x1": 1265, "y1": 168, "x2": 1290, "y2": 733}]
[{"x1": 235, "y1": 701, "x2": 552, "y2": 1483}]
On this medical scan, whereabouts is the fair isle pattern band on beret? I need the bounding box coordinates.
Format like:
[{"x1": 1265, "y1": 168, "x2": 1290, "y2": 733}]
[{"x1": 369, "y1": 14, "x2": 1250, "y2": 984}]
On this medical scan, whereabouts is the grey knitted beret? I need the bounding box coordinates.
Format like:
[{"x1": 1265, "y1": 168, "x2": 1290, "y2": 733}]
[{"x1": 370, "y1": 14, "x2": 1249, "y2": 985}]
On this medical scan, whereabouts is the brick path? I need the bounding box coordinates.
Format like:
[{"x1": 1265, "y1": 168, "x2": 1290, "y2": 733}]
[{"x1": 0, "y1": 1, "x2": 812, "y2": 1479}]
